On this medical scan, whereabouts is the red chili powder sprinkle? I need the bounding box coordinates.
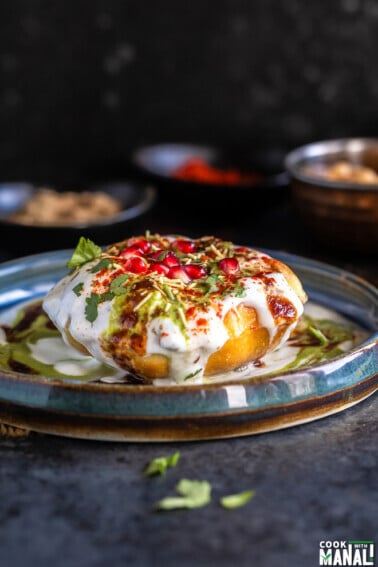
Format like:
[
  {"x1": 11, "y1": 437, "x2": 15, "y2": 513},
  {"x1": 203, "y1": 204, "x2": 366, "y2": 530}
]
[{"x1": 172, "y1": 157, "x2": 261, "y2": 185}]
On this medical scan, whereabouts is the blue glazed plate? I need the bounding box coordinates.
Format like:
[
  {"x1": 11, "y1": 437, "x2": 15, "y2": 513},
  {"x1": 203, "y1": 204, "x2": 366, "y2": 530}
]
[{"x1": 0, "y1": 249, "x2": 376, "y2": 441}]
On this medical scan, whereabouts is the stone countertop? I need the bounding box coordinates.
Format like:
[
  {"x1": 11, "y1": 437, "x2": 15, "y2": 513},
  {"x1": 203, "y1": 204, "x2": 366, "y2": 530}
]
[
  {"x1": 0, "y1": 195, "x2": 377, "y2": 567},
  {"x1": 1, "y1": 395, "x2": 377, "y2": 567}
]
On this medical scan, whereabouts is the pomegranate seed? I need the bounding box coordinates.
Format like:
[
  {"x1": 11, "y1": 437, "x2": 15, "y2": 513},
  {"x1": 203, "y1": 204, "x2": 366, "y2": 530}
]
[
  {"x1": 150, "y1": 262, "x2": 170, "y2": 275},
  {"x1": 219, "y1": 258, "x2": 240, "y2": 274},
  {"x1": 168, "y1": 265, "x2": 191, "y2": 282},
  {"x1": 130, "y1": 238, "x2": 151, "y2": 253},
  {"x1": 122, "y1": 257, "x2": 148, "y2": 274},
  {"x1": 184, "y1": 264, "x2": 207, "y2": 279},
  {"x1": 120, "y1": 245, "x2": 143, "y2": 258},
  {"x1": 173, "y1": 239, "x2": 196, "y2": 254},
  {"x1": 163, "y1": 251, "x2": 180, "y2": 267}
]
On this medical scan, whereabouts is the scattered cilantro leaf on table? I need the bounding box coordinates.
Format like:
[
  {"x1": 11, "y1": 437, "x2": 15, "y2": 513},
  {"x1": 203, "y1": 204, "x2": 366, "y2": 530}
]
[
  {"x1": 145, "y1": 452, "x2": 180, "y2": 477},
  {"x1": 220, "y1": 490, "x2": 255, "y2": 509},
  {"x1": 154, "y1": 479, "x2": 211, "y2": 511}
]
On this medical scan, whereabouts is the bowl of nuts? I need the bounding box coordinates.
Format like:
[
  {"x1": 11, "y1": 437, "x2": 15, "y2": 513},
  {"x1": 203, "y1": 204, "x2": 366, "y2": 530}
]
[
  {"x1": 0, "y1": 181, "x2": 156, "y2": 255},
  {"x1": 285, "y1": 138, "x2": 378, "y2": 253}
]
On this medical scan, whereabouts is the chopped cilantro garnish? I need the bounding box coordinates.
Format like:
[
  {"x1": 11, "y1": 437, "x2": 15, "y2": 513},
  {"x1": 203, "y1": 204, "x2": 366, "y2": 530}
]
[
  {"x1": 220, "y1": 281, "x2": 246, "y2": 299},
  {"x1": 145, "y1": 452, "x2": 180, "y2": 477},
  {"x1": 204, "y1": 274, "x2": 221, "y2": 294},
  {"x1": 85, "y1": 294, "x2": 100, "y2": 323},
  {"x1": 67, "y1": 237, "x2": 102, "y2": 269},
  {"x1": 109, "y1": 274, "x2": 130, "y2": 296},
  {"x1": 91, "y1": 258, "x2": 113, "y2": 273},
  {"x1": 233, "y1": 283, "x2": 246, "y2": 298},
  {"x1": 156, "y1": 250, "x2": 168, "y2": 262},
  {"x1": 72, "y1": 282, "x2": 84, "y2": 297},
  {"x1": 220, "y1": 490, "x2": 255, "y2": 509},
  {"x1": 184, "y1": 368, "x2": 202, "y2": 381},
  {"x1": 85, "y1": 291, "x2": 114, "y2": 323},
  {"x1": 154, "y1": 479, "x2": 211, "y2": 511}
]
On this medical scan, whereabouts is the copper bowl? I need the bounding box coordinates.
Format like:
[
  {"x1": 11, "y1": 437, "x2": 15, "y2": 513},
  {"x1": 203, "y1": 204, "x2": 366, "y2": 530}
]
[{"x1": 285, "y1": 138, "x2": 378, "y2": 253}]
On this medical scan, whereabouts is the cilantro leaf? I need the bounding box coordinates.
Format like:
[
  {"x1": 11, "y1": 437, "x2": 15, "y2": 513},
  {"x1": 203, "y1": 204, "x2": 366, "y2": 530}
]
[
  {"x1": 145, "y1": 451, "x2": 180, "y2": 477},
  {"x1": 184, "y1": 368, "x2": 202, "y2": 381},
  {"x1": 85, "y1": 294, "x2": 102, "y2": 323},
  {"x1": 233, "y1": 282, "x2": 246, "y2": 298},
  {"x1": 220, "y1": 490, "x2": 255, "y2": 509},
  {"x1": 72, "y1": 282, "x2": 84, "y2": 297},
  {"x1": 204, "y1": 274, "x2": 221, "y2": 294},
  {"x1": 67, "y1": 237, "x2": 102, "y2": 269},
  {"x1": 110, "y1": 274, "x2": 130, "y2": 296},
  {"x1": 85, "y1": 292, "x2": 114, "y2": 323},
  {"x1": 154, "y1": 479, "x2": 211, "y2": 511},
  {"x1": 155, "y1": 251, "x2": 168, "y2": 262},
  {"x1": 91, "y1": 258, "x2": 113, "y2": 273}
]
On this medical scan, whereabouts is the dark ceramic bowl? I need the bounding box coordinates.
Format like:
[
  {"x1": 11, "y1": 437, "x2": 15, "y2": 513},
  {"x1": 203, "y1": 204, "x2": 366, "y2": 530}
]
[
  {"x1": 0, "y1": 181, "x2": 156, "y2": 255},
  {"x1": 285, "y1": 138, "x2": 378, "y2": 253},
  {"x1": 131, "y1": 143, "x2": 288, "y2": 209}
]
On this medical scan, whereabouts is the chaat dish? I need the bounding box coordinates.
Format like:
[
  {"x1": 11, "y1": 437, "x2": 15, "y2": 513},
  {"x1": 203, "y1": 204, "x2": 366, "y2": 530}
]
[{"x1": 43, "y1": 234, "x2": 307, "y2": 384}]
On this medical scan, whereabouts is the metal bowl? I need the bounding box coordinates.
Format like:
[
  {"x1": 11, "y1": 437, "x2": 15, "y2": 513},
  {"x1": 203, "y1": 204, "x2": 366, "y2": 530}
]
[{"x1": 285, "y1": 138, "x2": 378, "y2": 253}]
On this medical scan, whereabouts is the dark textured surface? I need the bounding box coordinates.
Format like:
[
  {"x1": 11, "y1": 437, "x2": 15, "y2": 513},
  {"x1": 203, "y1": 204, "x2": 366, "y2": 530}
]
[
  {"x1": 0, "y1": 0, "x2": 378, "y2": 185},
  {"x1": 1, "y1": 395, "x2": 377, "y2": 567}
]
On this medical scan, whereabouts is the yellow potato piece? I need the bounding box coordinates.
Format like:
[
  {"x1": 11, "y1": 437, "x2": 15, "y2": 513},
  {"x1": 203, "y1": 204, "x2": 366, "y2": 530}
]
[
  {"x1": 205, "y1": 326, "x2": 269, "y2": 376},
  {"x1": 204, "y1": 304, "x2": 269, "y2": 376},
  {"x1": 131, "y1": 353, "x2": 169, "y2": 380}
]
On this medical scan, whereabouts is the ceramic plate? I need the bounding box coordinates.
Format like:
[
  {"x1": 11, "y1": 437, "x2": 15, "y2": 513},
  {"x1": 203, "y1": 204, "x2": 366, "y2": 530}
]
[{"x1": 0, "y1": 249, "x2": 376, "y2": 441}]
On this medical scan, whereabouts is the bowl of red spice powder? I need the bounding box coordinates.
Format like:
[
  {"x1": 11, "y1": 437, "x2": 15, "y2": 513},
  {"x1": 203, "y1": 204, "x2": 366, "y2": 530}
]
[{"x1": 130, "y1": 143, "x2": 288, "y2": 208}]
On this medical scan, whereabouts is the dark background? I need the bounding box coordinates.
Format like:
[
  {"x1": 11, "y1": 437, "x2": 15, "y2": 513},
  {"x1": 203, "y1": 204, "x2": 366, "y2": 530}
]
[{"x1": 0, "y1": 0, "x2": 377, "y2": 186}]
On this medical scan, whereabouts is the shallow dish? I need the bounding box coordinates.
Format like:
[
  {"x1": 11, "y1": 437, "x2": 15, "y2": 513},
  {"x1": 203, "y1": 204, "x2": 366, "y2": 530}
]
[
  {"x1": 0, "y1": 249, "x2": 376, "y2": 441},
  {"x1": 131, "y1": 143, "x2": 288, "y2": 210},
  {"x1": 285, "y1": 138, "x2": 378, "y2": 253},
  {"x1": 0, "y1": 181, "x2": 156, "y2": 255}
]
